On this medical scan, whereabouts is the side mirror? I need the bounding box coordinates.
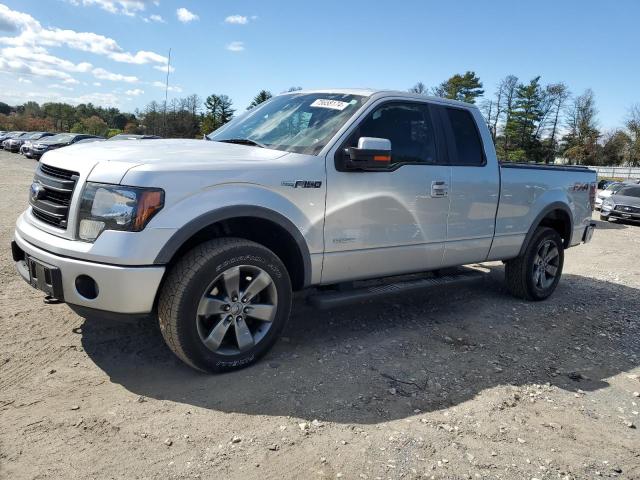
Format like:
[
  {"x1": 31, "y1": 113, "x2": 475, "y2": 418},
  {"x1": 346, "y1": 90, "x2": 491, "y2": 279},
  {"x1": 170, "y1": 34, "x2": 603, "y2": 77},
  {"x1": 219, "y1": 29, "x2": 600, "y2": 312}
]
[{"x1": 344, "y1": 137, "x2": 392, "y2": 171}]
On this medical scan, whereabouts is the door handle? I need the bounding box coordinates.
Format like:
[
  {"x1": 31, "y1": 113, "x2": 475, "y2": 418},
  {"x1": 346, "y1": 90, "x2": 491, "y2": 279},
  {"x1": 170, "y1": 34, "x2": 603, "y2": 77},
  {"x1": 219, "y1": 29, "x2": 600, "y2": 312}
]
[{"x1": 430, "y1": 180, "x2": 449, "y2": 198}]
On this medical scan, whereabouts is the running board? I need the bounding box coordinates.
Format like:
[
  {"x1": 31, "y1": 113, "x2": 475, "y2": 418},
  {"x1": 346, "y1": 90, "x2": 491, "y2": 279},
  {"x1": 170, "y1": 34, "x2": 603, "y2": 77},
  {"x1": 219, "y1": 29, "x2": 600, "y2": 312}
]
[{"x1": 307, "y1": 267, "x2": 487, "y2": 310}]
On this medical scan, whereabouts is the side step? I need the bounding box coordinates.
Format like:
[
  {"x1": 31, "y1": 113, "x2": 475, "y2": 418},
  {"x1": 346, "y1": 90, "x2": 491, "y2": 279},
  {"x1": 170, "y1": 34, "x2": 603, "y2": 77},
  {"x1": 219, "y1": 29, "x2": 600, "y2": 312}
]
[{"x1": 307, "y1": 266, "x2": 487, "y2": 310}]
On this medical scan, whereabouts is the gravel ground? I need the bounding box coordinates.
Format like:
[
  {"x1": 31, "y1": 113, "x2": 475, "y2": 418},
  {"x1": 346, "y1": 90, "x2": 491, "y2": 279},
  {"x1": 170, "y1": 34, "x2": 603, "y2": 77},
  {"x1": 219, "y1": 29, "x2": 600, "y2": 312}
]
[{"x1": 1, "y1": 150, "x2": 639, "y2": 480}]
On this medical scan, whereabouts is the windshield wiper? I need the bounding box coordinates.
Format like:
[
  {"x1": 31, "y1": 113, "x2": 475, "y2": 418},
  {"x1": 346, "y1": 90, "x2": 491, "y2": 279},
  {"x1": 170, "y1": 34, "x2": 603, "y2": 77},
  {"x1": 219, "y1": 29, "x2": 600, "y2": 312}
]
[{"x1": 217, "y1": 138, "x2": 266, "y2": 148}]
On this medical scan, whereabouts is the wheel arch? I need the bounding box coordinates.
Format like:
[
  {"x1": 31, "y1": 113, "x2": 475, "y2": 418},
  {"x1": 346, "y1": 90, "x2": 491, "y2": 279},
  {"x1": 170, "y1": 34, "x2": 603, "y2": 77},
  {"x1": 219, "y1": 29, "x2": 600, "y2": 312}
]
[
  {"x1": 154, "y1": 205, "x2": 312, "y2": 291},
  {"x1": 518, "y1": 202, "x2": 573, "y2": 256}
]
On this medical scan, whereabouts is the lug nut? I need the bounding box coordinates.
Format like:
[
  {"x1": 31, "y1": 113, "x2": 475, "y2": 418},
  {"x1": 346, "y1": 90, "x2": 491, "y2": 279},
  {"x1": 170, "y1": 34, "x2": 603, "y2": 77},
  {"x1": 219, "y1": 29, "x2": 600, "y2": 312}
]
[
  {"x1": 232, "y1": 296, "x2": 238, "y2": 302},
  {"x1": 241, "y1": 297, "x2": 247, "y2": 303},
  {"x1": 224, "y1": 305, "x2": 231, "y2": 311},
  {"x1": 236, "y1": 316, "x2": 243, "y2": 322},
  {"x1": 243, "y1": 307, "x2": 250, "y2": 313}
]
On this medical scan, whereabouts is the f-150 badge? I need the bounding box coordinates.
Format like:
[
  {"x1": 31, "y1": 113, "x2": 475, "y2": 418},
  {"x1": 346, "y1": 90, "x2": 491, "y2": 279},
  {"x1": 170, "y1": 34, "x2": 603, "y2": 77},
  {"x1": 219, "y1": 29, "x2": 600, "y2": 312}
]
[{"x1": 281, "y1": 180, "x2": 322, "y2": 188}]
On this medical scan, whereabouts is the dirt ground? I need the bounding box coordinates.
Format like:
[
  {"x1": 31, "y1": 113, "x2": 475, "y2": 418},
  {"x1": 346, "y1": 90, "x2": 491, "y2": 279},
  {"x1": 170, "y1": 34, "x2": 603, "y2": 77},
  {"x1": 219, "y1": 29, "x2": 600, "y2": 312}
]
[{"x1": 1, "y1": 150, "x2": 639, "y2": 480}]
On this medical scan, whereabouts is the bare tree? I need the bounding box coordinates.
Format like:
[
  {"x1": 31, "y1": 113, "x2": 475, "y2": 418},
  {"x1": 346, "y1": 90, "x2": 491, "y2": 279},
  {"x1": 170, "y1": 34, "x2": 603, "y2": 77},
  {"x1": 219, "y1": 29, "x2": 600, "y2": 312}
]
[
  {"x1": 543, "y1": 83, "x2": 570, "y2": 163},
  {"x1": 499, "y1": 75, "x2": 519, "y2": 155},
  {"x1": 408, "y1": 81, "x2": 428, "y2": 94}
]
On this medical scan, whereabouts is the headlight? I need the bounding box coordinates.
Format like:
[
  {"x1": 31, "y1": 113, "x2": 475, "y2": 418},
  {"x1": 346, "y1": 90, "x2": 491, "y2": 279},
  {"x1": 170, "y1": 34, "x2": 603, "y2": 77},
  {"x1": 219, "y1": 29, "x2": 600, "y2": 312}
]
[
  {"x1": 602, "y1": 198, "x2": 614, "y2": 210},
  {"x1": 77, "y1": 182, "x2": 164, "y2": 242}
]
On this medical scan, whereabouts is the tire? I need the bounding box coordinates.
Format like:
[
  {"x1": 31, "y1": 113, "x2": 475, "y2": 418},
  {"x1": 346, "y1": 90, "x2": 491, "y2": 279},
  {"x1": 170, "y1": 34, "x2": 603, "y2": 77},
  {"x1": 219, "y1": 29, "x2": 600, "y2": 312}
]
[
  {"x1": 158, "y1": 238, "x2": 292, "y2": 373},
  {"x1": 504, "y1": 227, "x2": 564, "y2": 301},
  {"x1": 600, "y1": 214, "x2": 612, "y2": 222}
]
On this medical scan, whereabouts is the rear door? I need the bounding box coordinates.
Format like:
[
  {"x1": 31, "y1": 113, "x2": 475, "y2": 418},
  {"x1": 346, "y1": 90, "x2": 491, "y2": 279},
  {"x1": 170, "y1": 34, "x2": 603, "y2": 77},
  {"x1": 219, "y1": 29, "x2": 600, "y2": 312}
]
[
  {"x1": 322, "y1": 99, "x2": 451, "y2": 284},
  {"x1": 435, "y1": 105, "x2": 500, "y2": 266}
]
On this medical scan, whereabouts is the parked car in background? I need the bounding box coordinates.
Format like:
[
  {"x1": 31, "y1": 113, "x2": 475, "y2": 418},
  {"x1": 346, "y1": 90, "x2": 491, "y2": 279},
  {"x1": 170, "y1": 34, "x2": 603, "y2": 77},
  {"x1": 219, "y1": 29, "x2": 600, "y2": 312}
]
[
  {"x1": 75, "y1": 137, "x2": 106, "y2": 145},
  {"x1": 7, "y1": 132, "x2": 54, "y2": 154},
  {"x1": 20, "y1": 133, "x2": 55, "y2": 156},
  {"x1": 0, "y1": 131, "x2": 26, "y2": 149},
  {"x1": 595, "y1": 182, "x2": 623, "y2": 210},
  {"x1": 600, "y1": 184, "x2": 640, "y2": 222},
  {"x1": 598, "y1": 179, "x2": 616, "y2": 190},
  {"x1": 28, "y1": 133, "x2": 103, "y2": 159},
  {"x1": 107, "y1": 134, "x2": 161, "y2": 141}
]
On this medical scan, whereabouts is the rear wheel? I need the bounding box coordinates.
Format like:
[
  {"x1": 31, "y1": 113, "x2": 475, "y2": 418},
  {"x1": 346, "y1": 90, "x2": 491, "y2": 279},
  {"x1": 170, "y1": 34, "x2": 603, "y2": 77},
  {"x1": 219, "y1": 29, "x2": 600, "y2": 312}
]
[
  {"x1": 158, "y1": 238, "x2": 292, "y2": 373},
  {"x1": 505, "y1": 227, "x2": 564, "y2": 301}
]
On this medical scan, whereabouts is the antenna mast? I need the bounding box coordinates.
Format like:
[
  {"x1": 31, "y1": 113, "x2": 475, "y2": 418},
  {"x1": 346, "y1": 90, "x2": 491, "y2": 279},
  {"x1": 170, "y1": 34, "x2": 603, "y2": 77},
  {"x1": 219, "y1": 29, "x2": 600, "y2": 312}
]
[{"x1": 163, "y1": 48, "x2": 171, "y2": 136}]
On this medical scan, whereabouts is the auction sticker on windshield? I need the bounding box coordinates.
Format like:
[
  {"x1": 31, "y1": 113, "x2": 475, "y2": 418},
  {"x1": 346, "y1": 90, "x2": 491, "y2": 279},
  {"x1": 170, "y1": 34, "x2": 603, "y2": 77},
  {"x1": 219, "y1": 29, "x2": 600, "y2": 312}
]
[{"x1": 310, "y1": 99, "x2": 350, "y2": 110}]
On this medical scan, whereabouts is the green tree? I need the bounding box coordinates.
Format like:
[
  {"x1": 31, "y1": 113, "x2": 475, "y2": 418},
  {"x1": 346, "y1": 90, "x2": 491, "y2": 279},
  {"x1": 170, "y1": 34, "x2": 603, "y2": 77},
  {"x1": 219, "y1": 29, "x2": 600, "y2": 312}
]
[
  {"x1": 248, "y1": 90, "x2": 273, "y2": 109},
  {"x1": 626, "y1": 104, "x2": 640, "y2": 166},
  {"x1": 203, "y1": 94, "x2": 235, "y2": 133},
  {"x1": 433, "y1": 71, "x2": 484, "y2": 104},
  {"x1": 503, "y1": 77, "x2": 544, "y2": 161},
  {"x1": 0, "y1": 102, "x2": 10, "y2": 115},
  {"x1": 602, "y1": 130, "x2": 630, "y2": 166}
]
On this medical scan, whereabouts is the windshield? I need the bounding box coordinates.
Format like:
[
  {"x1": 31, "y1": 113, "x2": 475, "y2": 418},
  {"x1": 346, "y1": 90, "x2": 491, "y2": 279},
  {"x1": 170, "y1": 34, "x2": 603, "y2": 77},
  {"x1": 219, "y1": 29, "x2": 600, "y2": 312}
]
[
  {"x1": 208, "y1": 93, "x2": 367, "y2": 155},
  {"x1": 617, "y1": 185, "x2": 640, "y2": 198},
  {"x1": 605, "y1": 183, "x2": 623, "y2": 192},
  {"x1": 43, "y1": 133, "x2": 75, "y2": 143}
]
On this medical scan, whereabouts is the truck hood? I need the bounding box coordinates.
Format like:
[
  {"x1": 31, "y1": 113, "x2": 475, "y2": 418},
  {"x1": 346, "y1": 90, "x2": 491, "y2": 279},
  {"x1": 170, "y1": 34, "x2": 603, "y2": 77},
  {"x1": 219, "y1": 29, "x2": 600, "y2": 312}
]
[{"x1": 41, "y1": 139, "x2": 290, "y2": 183}]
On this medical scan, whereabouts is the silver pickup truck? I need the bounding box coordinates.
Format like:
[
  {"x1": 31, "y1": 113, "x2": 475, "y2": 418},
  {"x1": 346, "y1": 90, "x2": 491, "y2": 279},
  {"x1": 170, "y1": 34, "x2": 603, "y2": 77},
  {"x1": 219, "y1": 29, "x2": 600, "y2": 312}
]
[{"x1": 12, "y1": 89, "x2": 597, "y2": 372}]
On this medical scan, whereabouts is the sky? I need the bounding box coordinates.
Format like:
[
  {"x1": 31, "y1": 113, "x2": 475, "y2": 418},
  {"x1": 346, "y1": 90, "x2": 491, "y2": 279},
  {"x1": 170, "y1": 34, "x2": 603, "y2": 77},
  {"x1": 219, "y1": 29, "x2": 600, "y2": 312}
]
[{"x1": 0, "y1": 0, "x2": 638, "y2": 129}]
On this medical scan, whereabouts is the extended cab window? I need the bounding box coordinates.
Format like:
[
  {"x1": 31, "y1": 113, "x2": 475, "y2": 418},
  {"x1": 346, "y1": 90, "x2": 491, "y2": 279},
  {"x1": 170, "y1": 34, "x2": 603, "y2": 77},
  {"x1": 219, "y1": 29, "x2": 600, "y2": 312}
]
[
  {"x1": 444, "y1": 108, "x2": 484, "y2": 166},
  {"x1": 347, "y1": 103, "x2": 438, "y2": 165}
]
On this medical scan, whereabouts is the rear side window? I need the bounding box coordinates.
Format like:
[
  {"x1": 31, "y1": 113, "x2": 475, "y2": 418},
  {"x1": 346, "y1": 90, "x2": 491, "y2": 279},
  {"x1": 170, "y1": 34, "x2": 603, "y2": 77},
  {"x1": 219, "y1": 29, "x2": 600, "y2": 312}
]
[{"x1": 444, "y1": 108, "x2": 484, "y2": 166}]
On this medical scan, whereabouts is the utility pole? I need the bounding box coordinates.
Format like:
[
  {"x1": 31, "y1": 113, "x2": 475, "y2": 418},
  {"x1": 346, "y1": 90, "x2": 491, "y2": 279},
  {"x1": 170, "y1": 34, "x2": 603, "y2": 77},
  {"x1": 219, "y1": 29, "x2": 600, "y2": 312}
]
[{"x1": 163, "y1": 47, "x2": 171, "y2": 137}]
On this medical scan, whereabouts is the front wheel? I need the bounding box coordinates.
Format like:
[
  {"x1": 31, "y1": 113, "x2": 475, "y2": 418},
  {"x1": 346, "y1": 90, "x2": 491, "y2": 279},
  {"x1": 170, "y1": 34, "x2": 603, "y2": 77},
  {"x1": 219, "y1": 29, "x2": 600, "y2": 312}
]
[
  {"x1": 505, "y1": 227, "x2": 564, "y2": 301},
  {"x1": 158, "y1": 238, "x2": 292, "y2": 373},
  {"x1": 599, "y1": 214, "x2": 610, "y2": 221}
]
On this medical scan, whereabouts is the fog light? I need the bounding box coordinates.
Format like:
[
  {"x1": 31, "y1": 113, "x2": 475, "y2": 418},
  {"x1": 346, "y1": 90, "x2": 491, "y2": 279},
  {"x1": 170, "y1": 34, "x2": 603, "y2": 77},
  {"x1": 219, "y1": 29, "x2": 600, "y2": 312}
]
[
  {"x1": 75, "y1": 275, "x2": 98, "y2": 299},
  {"x1": 79, "y1": 219, "x2": 105, "y2": 241}
]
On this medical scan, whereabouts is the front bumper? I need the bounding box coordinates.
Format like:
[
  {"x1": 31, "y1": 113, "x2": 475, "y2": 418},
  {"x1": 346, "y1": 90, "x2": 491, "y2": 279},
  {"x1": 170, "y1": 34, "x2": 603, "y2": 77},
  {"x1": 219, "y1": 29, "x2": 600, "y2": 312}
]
[
  {"x1": 603, "y1": 210, "x2": 640, "y2": 221},
  {"x1": 12, "y1": 230, "x2": 165, "y2": 314}
]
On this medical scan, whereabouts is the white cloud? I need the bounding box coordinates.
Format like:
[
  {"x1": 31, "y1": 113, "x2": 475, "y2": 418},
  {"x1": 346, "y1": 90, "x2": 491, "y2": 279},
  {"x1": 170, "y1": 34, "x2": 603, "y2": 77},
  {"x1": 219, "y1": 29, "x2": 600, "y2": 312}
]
[
  {"x1": 93, "y1": 82, "x2": 102, "y2": 86},
  {"x1": 49, "y1": 83, "x2": 74, "y2": 91},
  {"x1": 152, "y1": 80, "x2": 182, "y2": 92},
  {"x1": 176, "y1": 7, "x2": 198, "y2": 23},
  {"x1": 92, "y1": 67, "x2": 138, "y2": 83},
  {"x1": 148, "y1": 14, "x2": 165, "y2": 23},
  {"x1": 0, "y1": 4, "x2": 168, "y2": 67},
  {"x1": 0, "y1": 88, "x2": 121, "y2": 107},
  {"x1": 0, "y1": 4, "x2": 39, "y2": 33},
  {"x1": 226, "y1": 41, "x2": 245, "y2": 52},
  {"x1": 225, "y1": 15, "x2": 248, "y2": 25},
  {"x1": 0, "y1": 56, "x2": 78, "y2": 83},
  {"x1": 18, "y1": 77, "x2": 31, "y2": 84},
  {"x1": 125, "y1": 88, "x2": 144, "y2": 96},
  {"x1": 66, "y1": 0, "x2": 149, "y2": 17},
  {"x1": 153, "y1": 64, "x2": 174, "y2": 73}
]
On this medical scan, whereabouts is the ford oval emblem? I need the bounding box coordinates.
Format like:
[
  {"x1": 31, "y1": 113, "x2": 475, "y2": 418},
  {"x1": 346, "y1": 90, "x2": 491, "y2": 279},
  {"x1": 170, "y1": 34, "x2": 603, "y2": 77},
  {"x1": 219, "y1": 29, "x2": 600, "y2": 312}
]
[{"x1": 30, "y1": 182, "x2": 46, "y2": 202}]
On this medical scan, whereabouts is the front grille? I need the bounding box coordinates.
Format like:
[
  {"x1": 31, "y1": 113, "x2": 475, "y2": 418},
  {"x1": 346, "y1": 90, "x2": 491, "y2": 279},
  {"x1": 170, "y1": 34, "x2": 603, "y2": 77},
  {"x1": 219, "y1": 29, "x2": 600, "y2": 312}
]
[
  {"x1": 614, "y1": 204, "x2": 640, "y2": 214},
  {"x1": 30, "y1": 164, "x2": 79, "y2": 229}
]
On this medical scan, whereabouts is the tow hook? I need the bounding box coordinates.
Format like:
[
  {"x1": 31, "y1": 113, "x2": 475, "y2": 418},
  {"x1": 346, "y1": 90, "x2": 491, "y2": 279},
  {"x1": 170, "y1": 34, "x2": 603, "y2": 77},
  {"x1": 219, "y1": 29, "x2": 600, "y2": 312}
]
[{"x1": 44, "y1": 295, "x2": 63, "y2": 305}]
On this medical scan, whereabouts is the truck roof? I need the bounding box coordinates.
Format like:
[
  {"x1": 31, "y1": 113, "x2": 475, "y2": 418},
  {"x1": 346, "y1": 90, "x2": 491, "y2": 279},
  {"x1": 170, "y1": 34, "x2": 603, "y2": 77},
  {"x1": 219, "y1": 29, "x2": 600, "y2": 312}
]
[{"x1": 284, "y1": 88, "x2": 476, "y2": 109}]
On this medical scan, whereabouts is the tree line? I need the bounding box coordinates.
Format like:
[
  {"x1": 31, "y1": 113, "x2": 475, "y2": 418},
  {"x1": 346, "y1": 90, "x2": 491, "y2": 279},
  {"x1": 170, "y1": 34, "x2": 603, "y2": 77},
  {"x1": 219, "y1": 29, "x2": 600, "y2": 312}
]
[
  {"x1": 410, "y1": 72, "x2": 640, "y2": 166},
  {"x1": 1, "y1": 79, "x2": 638, "y2": 166}
]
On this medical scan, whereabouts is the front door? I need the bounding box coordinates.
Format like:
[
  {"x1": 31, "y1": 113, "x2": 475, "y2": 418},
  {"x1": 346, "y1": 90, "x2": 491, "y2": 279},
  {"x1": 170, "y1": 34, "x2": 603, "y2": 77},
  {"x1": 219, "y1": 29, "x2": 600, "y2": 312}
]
[{"x1": 321, "y1": 100, "x2": 451, "y2": 284}]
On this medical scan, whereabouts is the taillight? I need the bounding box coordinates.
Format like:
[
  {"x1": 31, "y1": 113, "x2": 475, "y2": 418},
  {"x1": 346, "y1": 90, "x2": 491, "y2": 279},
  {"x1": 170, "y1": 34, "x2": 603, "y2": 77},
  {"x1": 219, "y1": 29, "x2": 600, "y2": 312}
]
[{"x1": 589, "y1": 182, "x2": 597, "y2": 211}]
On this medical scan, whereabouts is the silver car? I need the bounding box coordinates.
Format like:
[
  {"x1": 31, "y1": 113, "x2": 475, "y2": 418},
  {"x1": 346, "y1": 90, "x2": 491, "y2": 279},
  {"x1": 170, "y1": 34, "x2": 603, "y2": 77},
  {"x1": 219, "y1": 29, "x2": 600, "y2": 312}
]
[{"x1": 600, "y1": 184, "x2": 640, "y2": 222}]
